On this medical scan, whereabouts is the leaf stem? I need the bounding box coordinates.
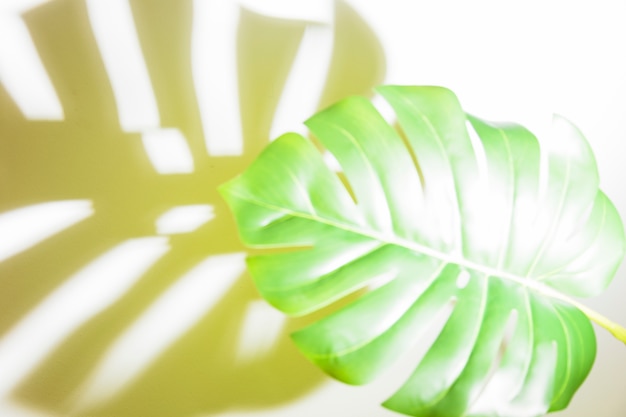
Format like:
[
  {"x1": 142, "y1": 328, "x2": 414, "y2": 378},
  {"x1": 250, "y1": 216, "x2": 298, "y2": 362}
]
[
  {"x1": 563, "y1": 298, "x2": 626, "y2": 345},
  {"x1": 525, "y1": 279, "x2": 626, "y2": 344}
]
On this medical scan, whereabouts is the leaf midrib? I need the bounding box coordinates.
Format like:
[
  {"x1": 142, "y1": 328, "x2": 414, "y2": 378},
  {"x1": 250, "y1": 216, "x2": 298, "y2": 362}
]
[{"x1": 229, "y1": 189, "x2": 570, "y2": 301}]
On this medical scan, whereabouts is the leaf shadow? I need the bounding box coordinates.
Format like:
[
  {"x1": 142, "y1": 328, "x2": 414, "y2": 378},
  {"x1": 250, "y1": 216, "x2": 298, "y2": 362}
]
[{"x1": 0, "y1": 0, "x2": 385, "y2": 416}]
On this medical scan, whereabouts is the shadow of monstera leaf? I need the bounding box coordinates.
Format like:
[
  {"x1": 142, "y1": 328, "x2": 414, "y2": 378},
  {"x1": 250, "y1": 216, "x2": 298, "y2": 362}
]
[{"x1": 0, "y1": 0, "x2": 385, "y2": 416}]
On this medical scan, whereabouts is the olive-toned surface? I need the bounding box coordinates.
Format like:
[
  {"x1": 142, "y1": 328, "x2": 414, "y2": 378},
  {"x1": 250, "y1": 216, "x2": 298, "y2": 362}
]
[{"x1": 0, "y1": 1, "x2": 384, "y2": 416}]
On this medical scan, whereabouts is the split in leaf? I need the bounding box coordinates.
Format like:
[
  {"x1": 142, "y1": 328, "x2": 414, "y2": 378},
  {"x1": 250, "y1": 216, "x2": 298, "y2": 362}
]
[{"x1": 220, "y1": 86, "x2": 626, "y2": 417}]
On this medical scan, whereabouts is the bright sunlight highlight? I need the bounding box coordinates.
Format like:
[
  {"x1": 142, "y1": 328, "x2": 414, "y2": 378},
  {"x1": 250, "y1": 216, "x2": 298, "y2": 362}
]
[
  {"x1": 74, "y1": 252, "x2": 246, "y2": 409},
  {"x1": 0, "y1": 5, "x2": 63, "y2": 120},
  {"x1": 141, "y1": 128, "x2": 195, "y2": 174},
  {"x1": 85, "y1": 0, "x2": 159, "y2": 131},
  {"x1": 192, "y1": 0, "x2": 242, "y2": 156},
  {"x1": 0, "y1": 200, "x2": 93, "y2": 263},
  {"x1": 155, "y1": 204, "x2": 215, "y2": 234},
  {"x1": 0, "y1": 237, "x2": 169, "y2": 397}
]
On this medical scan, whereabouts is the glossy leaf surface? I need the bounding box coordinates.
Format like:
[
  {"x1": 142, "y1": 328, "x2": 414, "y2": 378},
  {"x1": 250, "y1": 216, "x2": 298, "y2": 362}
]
[{"x1": 220, "y1": 86, "x2": 625, "y2": 417}]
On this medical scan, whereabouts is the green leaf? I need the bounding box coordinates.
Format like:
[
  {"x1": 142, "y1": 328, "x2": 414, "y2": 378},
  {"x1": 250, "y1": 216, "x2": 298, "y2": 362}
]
[{"x1": 219, "y1": 86, "x2": 626, "y2": 417}]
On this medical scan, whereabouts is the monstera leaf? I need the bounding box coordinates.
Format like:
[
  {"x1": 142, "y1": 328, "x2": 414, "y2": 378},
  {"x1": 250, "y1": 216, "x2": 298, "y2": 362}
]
[{"x1": 220, "y1": 86, "x2": 626, "y2": 417}]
